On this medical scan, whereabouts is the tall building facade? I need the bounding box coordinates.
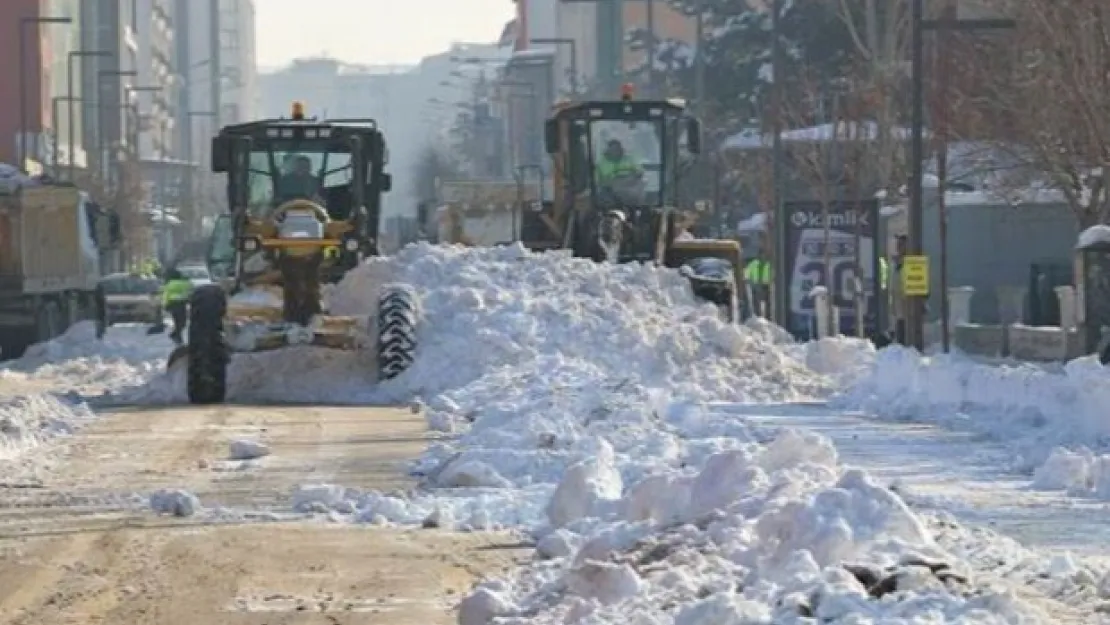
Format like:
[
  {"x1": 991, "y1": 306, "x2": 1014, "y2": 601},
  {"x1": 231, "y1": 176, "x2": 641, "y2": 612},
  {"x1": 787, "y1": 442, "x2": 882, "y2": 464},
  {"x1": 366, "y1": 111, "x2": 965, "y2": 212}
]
[
  {"x1": 179, "y1": 0, "x2": 259, "y2": 193},
  {"x1": 136, "y1": 0, "x2": 176, "y2": 159},
  {"x1": 0, "y1": 0, "x2": 93, "y2": 173},
  {"x1": 79, "y1": 0, "x2": 142, "y2": 182}
]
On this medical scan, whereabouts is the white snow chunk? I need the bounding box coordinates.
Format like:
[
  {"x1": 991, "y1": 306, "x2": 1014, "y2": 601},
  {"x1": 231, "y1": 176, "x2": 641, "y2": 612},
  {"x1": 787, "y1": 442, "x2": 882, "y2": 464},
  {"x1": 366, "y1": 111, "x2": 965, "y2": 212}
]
[
  {"x1": 457, "y1": 585, "x2": 515, "y2": 625},
  {"x1": 1032, "y1": 447, "x2": 1093, "y2": 492},
  {"x1": 436, "y1": 459, "x2": 511, "y2": 488},
  {"x1": 228, "y1": 438, "x2": 271, "y2": 461},
  {"x1": 546, "y1": 439, "x2": 622, "y2": 528},
  {"x1": 292, "y1": 484, "x2": 349, "y2": 512},
  {"x1": 674, "y1": 592, "x2": 772, "y2": 625},
  {"x1": 565, "y1": 560, "x2": 643, "y2": 603},
  {"x1": 149, "y1": 489, "x2": 201, "y2": 517},
  {"x1": 536, "y1": 528, "x2": 581, "y2": 559}
]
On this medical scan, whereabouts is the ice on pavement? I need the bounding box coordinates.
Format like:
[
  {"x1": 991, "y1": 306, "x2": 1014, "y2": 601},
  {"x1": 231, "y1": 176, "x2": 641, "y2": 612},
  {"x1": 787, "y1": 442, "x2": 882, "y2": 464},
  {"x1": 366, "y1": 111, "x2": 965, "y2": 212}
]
[{"x1": 3, "y1": 243, "x2": 1106, "y2": 621}]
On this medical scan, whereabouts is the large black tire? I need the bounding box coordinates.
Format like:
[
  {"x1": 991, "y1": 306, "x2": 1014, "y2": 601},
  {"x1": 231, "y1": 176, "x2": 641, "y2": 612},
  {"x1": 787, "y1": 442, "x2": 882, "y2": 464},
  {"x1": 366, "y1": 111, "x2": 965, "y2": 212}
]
[
  {"x1": 186, "y1": 285, "x2": 229, "y2": 404},
  {"x1": 377, "y1": 284, "x2": 418, "y2": 381}
]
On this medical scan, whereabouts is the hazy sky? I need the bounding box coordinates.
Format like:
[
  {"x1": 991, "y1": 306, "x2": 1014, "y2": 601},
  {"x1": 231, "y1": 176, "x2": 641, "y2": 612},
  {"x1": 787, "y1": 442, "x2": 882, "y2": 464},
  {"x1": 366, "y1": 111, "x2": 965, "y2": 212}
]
[{"x1": 255, "y1": 0, "x2": 515, "y2": 68}]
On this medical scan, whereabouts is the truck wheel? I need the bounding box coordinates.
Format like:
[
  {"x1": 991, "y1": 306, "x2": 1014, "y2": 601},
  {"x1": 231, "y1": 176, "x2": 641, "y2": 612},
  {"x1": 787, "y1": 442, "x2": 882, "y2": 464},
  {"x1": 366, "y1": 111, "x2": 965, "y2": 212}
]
[
  {"x1": 187, "y1": 285, "x2": 229, "y2": 404},
  {"x1": 377, "y1": 284, "x2": 418, "y2": 381}
]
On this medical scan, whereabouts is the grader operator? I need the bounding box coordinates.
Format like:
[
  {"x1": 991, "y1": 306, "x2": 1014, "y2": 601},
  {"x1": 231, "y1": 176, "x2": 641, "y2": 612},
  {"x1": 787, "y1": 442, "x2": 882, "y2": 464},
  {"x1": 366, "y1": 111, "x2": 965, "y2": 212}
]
[
  {"x1": 542, "y1": 85, "x2": 746, "y2": 321},
  {"x1": 172, "y1": 102, "x2": 418, "y2": 404}
]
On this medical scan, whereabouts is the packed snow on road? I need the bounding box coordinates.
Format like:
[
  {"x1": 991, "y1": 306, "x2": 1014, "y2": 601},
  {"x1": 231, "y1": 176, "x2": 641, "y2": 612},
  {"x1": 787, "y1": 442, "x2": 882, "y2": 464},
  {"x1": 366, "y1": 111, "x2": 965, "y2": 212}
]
[{"x1": 4, "y1": 243, "x2": 1110, "y2": 623}]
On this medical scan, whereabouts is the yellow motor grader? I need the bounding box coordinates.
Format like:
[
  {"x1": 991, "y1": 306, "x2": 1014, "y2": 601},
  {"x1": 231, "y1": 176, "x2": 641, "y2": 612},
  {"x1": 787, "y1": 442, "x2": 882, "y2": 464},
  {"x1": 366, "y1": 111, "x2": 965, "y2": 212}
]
[
  {"x1": 539, "y1": 85, "x2": 748, "y2": 321},
  {"x1": 170, "y1": 102, "x2": 418, "y2": 404}
]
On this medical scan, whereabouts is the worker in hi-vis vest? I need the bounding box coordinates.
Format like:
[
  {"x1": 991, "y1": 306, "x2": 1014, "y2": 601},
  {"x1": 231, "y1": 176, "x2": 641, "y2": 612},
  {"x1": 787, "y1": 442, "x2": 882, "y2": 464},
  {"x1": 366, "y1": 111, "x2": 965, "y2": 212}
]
[
  {"x1": 744, "y1": 252, "x2": 772, "y2": 317},
  {"x1": 161, "y1": 268, "x2": 193, "y2": 345}
]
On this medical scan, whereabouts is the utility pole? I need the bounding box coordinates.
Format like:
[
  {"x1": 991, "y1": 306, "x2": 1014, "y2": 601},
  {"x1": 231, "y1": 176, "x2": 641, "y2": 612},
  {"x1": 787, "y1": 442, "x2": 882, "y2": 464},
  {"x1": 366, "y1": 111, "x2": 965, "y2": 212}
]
[
  {"x1": 906, "y1": 0, "x2": 1015, "y2": 350},
  {"x1": 770, "y1": 0, "x2": 788, "y2": 327}
]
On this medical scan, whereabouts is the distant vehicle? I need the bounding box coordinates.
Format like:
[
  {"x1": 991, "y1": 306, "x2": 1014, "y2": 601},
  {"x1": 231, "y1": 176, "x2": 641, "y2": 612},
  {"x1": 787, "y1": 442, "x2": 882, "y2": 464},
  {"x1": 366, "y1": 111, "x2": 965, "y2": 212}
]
[
  {"x1": 0, "y1": 182, "x2": 119, "y2": 358},
  {"x1": 99, "y1": 273, "x2": 163, "y2": 327},
  {"x1": 175, "y1": 263, "x2": 212, "y2": 286}
]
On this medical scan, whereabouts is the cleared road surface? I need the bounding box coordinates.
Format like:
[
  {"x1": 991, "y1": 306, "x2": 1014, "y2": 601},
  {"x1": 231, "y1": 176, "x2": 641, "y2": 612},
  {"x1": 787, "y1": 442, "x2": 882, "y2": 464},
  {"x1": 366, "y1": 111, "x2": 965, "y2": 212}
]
[{"x1": 0, "y1": 404, "x2": 526, "y2": 624}]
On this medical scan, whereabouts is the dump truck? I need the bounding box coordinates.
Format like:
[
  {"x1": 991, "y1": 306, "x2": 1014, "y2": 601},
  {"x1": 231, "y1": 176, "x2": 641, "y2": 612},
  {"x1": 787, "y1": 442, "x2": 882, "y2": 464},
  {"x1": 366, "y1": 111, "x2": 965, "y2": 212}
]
[
  {"x1": 0, "y1": 182, "x2": 115, "y2": 357},
  {"x1": 539, "y1": 85, "x2": 748, "y2": 321},
  {"x1": 435, "y1": 179, "x2": 542, "y2": 246},
  {"x1": 170, "y1": 101, "x2": 418, "y2": 404}
]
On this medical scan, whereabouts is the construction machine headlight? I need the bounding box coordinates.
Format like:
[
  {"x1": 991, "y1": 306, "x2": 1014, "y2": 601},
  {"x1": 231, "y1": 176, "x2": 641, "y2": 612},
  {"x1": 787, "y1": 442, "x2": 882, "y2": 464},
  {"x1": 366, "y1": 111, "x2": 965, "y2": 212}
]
[
  {"x1": 239, "y1": 236, "x2": 260, "y2": 252},
  {"x1": 343, "y1": 237, "x2": 360, "y2": 252}
]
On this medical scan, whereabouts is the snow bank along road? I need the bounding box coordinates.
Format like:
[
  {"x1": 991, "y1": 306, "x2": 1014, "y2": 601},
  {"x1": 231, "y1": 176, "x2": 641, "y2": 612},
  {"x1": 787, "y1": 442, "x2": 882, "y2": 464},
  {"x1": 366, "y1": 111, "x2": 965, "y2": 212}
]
[{"x1": 2, "y1": 245, "x2": 1110, "y2": 624}]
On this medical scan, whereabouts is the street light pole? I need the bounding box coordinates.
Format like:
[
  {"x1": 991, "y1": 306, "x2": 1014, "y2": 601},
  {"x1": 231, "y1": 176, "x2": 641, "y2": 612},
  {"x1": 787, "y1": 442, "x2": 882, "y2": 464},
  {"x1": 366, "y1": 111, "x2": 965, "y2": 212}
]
[
  {"x1": 18, "y1": 16, "x2": 72, "y2": 172},
  {"x1": 67, "y1": 50, "x2": 111, "y2": 180}
]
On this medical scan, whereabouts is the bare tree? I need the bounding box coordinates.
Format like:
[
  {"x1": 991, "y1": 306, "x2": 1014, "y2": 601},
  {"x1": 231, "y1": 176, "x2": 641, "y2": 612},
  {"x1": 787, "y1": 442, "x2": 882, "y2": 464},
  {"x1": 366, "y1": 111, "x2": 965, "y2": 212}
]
[
  {"x1": 782, "y1": 72, "x2": 839, "y2": 330},
  {"x1": 958, "y1": 0, "x2": 1110, "y2": 227},
  {"x1": 834, "y1": 0, "x2": 911, "y2": 198}
]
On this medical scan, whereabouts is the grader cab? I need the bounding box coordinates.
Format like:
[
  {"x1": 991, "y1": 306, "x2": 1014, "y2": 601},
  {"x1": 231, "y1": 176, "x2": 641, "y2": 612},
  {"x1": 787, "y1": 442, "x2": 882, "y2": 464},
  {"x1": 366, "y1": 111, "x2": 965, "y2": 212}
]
[
  {"x1": 542, "y1": 86, "x2": 747, "y2": 321},
  {"x1": 171, "y1": 102, "x2": 419, "y2": 404}
]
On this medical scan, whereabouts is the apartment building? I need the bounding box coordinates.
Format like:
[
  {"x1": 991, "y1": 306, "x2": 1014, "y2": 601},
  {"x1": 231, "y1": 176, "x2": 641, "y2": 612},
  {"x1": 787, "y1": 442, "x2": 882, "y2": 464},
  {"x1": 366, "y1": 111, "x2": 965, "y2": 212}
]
[
  {"x1": 136, "y1": 0, "x2": 176, "y2": 159},
  {"x1": 0, "y1": 0, "x2": 92, "y2": 172},
  {"x1": 79, "y1": 0, "x2": 142, "y2": 182}
]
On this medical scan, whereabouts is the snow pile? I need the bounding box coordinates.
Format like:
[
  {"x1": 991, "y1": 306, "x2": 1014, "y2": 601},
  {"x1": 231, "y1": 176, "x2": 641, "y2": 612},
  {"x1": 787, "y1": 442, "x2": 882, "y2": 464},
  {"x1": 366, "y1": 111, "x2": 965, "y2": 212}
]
[
  {"x1": 1029, "y1": 446, "x2": 1110, "y2": 499},
  {"x1": 835, "y1": 346, "x2": 1110, "y2": 469},
  {"x1": 211, "y1": 245, "x2": 1069, "y2": 622},
  {"x1": 2, "y1": 322, "x2": 173, "y2": 396},
  {"x1": 0, "y1": 392, "x2": 97, "y2": 460},
  {"x1": 136, "y1": 243, "x2": 832, "y2": 404},
  {"x1": 451, "y1": 423, "x2": 1060, "y2": 625}
]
